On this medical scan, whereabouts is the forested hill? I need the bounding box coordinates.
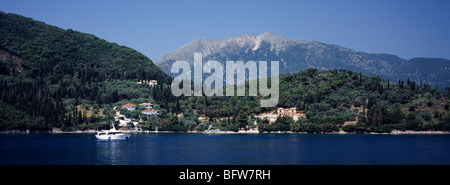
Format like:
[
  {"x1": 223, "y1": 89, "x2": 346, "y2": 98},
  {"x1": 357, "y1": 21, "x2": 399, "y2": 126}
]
[
  {"x1": 0, "y1": 12, "x2": 168, "y2": 81},
  {"x1": 0, "y1": 12, "x2": 173, "y2": 131},
  {"x1": 0, "y1": 12, "x2": 449, "y2": 133},
  {"x1": 170, "y1": 68, "x2": 450, "y2": 133}
]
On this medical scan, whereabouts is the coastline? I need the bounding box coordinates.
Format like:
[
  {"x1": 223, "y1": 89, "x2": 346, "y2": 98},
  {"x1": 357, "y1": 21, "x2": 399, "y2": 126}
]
[
  {"x1": 1, "y1": 127, "x2": 449, "y2": 135},
  {"x1": 390, "y1": 130, "x2": 450, "y2": 135}
]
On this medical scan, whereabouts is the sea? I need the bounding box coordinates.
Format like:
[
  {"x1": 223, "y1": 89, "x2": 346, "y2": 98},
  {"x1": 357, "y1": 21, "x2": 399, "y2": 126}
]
[{"x1": 1, "y1": 133, "x2": 449, "y2": 165}]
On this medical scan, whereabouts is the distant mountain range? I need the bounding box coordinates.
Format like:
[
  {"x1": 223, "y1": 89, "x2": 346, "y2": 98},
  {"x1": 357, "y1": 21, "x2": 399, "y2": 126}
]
[{"x1": 156, "y1": 32, "x2": 450, "y2": 88}]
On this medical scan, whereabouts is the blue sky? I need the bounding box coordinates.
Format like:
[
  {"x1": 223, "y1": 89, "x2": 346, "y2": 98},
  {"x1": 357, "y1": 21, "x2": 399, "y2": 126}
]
[{"x1": 1, "y1": 0, "x2": 449, "y2": 60}]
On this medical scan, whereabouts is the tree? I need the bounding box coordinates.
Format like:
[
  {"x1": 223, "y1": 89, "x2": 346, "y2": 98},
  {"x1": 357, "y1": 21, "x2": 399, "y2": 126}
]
[
  {"x1": 298, "y1": 122, "x2": 320, "y2": 133},
  {"x1": 434, "y1": 111, "x2": 440, "y2": 118},
  {"x1": 386, "y1": 107, "x2": 404, "y2": 124},
  {"x1": 368, "y1": 105, "x2": 387, "y2": 126},
  {"x1": 405, "y1": 112, "x2": 420, "y2": 130},
  {"x1": 161, "y1": 117, "x2": 171, "y2": 130},
  {"x1": 319, "y1": 123, "x2": 339, "y2": 133},
  {"x1": 342, "y1": 125, "x2": 357, "y2": 133},
  {"x1": 335, "y1": 116, "x2": 345, "y2": 126},
  {"x1": 258, "y1": 117, "x2": 271, "y2": 132},
  {"x1": 422, "y1": 112, "x2": 432, "y2": 122},
  {"x1": 274, "y1": 115, "x2": 294, "y2": 131},
  {"x1": 235, "y1": 110, "x2": 249, "y2": 130}
]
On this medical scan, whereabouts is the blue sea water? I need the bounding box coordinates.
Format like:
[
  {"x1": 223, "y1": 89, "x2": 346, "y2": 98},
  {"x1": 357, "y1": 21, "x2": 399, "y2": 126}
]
[{"x1": 0, "y1": 133, "x2": 449, "y2": 165}]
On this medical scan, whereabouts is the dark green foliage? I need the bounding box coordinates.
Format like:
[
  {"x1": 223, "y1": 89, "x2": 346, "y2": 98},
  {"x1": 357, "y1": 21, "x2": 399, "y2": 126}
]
[
  {"x1": 0, "y1": 12, "x2": 169, "y2": 82},
  {"x1": 120, "y1": 108, "x2": 141, "y2": 120},
  {"x1": 0, "y1": 12, "x2": 174, "y2": 131},
  {"x1": 298, "y1": 123, "x2": 320, "y2": 133},
  {"x1": 342, "y1": 123, "x2": 369, "y2": 133},
  {"x1": 235, "y1": 110, "x2": 250, "y2": 130},
  {"x1": 173, "y1": 66, "x2": 448, "y2": 133},
  {"x1": 405, "y1": 112, "x2": 421, "y2": 130},
  {"x1": 0, "y1": 101, "x2": 48, "y2": 131},
  {"x1": 318, "y1": 123, "x2": 340, "y2": 133},
  {"x1": 422, "y1": 112, "x2": 432, "y2": 121},
  {"x1": 434, "y1": 111, "x2": 440, "y2": 118},
  {"x1": 272, "y1": 115, "x2": 294, "y2": 131},
  {"x1": 161, "y1": 115, "x2": 187, "y2": 131},
  {"x1": 1, "y1": 12, "x2": 448, "y2": 133},
  {"x1": 436, "y1": 116, "x2": 450, "y2": 131}
]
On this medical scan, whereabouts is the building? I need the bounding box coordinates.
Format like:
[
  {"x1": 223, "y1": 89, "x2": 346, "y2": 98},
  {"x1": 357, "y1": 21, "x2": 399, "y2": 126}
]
[
  {"x1": 141, "y1": 109, "x2": 159, "y2": 116},
  {"x1": 149, "y1": 80, "x2": 157, "y2": 86},
  {"x1": 137, "y1": 80, "x2": 157, "y2": 86},
  {"x1": 139, "y1": 103, "x2": 153, "y2": 109},
  {"x1": 121, "y1": 103, "x2": 136, "y2": 111},
  {"x1": 277, "y1": 107, "x2": 296, "y2": 116}
]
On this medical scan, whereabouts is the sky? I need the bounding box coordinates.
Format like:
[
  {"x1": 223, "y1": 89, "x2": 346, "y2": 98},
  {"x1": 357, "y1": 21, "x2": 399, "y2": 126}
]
[{"x1": 1, "y1": 0, "x2": 450, "y2": 61}]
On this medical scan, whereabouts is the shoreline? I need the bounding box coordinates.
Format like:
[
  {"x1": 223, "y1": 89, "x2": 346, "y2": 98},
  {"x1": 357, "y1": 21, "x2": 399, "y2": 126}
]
[
  {"x1": 389, "y1": 130, "x2": 450, "y2": 135},
  {"x1": 1, "y1": 129, "x2": 449, "y2": 135}
]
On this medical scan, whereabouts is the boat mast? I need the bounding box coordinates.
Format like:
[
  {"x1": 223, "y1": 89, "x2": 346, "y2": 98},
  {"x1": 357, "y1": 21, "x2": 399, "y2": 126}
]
[{"x1": 111, "y1": 122, "x2": 116, "y2": 131}]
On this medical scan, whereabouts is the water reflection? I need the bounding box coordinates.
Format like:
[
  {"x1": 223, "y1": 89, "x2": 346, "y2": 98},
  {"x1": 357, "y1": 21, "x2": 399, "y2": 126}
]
[
  {"x1": 95, "y1": 140, "x2": 127, "y2": 165},
  {"x1": 88, "y1": 133, "x2": 450, "y2": 165},
  {"x1": 94, "y1": 133, "x2": 163, "y2": 165}
]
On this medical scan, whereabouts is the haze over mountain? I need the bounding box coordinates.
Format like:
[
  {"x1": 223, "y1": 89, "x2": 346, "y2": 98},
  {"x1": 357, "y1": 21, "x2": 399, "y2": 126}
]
[{"x1": 156, "y1": 32, "x2": 450, "y2": 88}]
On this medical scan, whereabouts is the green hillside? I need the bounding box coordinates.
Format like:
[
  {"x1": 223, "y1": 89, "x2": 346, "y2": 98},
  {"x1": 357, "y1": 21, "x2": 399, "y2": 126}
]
[
  {"x1": 0, "y1": 12, "x2": 173, "y2": 131},
  {"x1": 0, "y1": 12, "x2": 449, "y2": 133},
  {"x1": 169, "y1": 68, "x2": 450, "y2": 133}
]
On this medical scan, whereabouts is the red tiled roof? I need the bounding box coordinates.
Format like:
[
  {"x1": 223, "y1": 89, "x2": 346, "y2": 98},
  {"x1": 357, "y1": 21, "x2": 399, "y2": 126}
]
[{"x1": 122, "y1": 103, "x2": 136, "y2": 107}]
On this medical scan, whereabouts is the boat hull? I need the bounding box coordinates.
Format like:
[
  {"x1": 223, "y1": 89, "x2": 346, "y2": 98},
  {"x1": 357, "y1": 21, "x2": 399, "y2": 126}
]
[{"x1": 95, "y1": 134, "x2": 131, "y2": 140}]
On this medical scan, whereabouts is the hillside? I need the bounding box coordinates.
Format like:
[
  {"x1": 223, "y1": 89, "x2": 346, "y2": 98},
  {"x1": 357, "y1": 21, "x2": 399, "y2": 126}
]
[
  {"x1": 0, "y1": 12, "x2": 174, "y2": 131},
  {"x1": 0, "y1": 12, "x2": 168, "y2": 81},
  {"x1": 0, "y1": 12, "x2": 449, "y2": 133},
  {"x1": 165, "y1": 68, "x2": 450, "y2": 133},
  {"x1": 156, "y1": 32, "x2": 450, "y2": 88}
]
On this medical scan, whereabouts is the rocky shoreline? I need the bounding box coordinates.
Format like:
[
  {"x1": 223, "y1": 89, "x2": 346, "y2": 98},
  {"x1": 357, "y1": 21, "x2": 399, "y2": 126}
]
[
  {"x1": 202, "y1": 125, "x2": 236, "y2": 134},
  {"x1": 390, "y1": 130, "x2": 450, "y2": 135}
]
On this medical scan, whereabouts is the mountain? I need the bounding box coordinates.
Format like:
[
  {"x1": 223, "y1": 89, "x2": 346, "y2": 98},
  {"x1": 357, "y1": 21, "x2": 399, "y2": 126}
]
[
  {"x1": 0, "y1": 12, "x2": 173, "y2": 131},
  {"x1": 156, "y1": 32, "x2": 450, "y2": 88}
]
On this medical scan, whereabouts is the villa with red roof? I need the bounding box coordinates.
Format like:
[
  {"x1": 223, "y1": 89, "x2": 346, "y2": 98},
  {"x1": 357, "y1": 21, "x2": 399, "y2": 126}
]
[{"x1": 121, "y1": 103, "x2": 136, "y2": 111}]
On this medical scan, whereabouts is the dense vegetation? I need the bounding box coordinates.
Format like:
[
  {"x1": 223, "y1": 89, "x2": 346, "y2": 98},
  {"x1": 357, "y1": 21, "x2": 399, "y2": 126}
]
[
  {"x1": 167, "y1": 68, "x2": 450, "y2": 133},
  {"x1": 0, "y1": 12, "x2": 174, "y2": 131},
  {"x1": 1, "y1": 12, "x2": 449, "y2": 133}
]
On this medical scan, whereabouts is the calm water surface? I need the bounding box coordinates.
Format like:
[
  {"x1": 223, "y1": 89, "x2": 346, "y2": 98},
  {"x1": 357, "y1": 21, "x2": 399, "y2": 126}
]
[{"x1": 0, "y1": 133, "x2": 449, "y2": 165}]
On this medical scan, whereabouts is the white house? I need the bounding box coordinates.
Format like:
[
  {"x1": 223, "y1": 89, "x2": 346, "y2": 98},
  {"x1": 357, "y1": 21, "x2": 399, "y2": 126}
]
[
  {"x1": 139, "y1": 103, "x2": 153, "y2": 109},
  {"x1": 137, "y1": 80, "x2": 157, "y2": 86},
  {"x1": 149, "y1": 80, "x2": 157, "y2": 86},
  {"x1": 277, "y1": 107, "x2": 296, "y2": 116}
]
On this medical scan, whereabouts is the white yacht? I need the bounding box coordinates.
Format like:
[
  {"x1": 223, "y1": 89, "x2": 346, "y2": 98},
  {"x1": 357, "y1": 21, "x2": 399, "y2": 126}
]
[{"x1": 95, "y1": 124, "x2": 131, "y2": 140}]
